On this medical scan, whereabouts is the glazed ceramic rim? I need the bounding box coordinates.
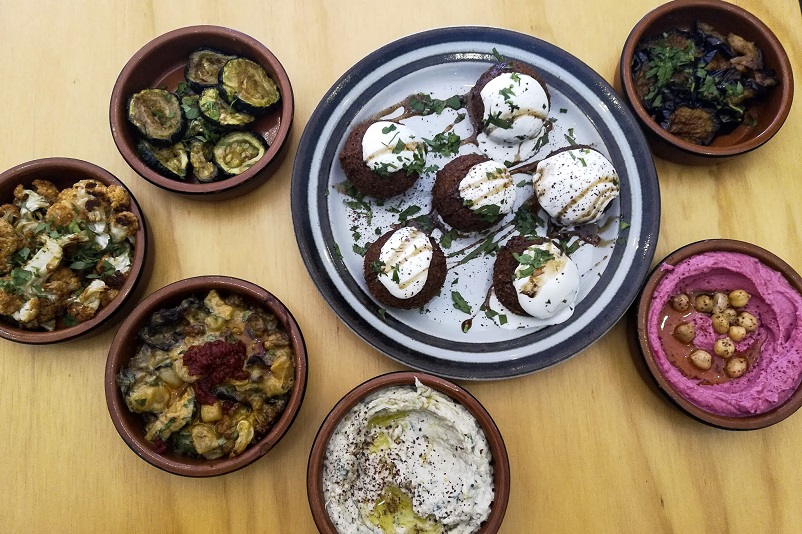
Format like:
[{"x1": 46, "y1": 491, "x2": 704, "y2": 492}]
[
  {"x1": 636, "y1": 239, "x2": 802, "y2": 430},
  {"x1": 292, "y1": 25, "x2": 660, "y2": 380},
  {"x1": 0, "y1": 157, "x2": 149, "y2": 344},
  {"x1": 619, "y1": 0, "x2": 794, "y2": 158},
  {"x1": 104, "y1": 275, "x2": 308, "y2": 476},
  {"x1": 307, "y1": 371, "x2": 510, "y2": 533},
  {"x1": 109, "y1": 25, "x2": 294, "y2": 197}
]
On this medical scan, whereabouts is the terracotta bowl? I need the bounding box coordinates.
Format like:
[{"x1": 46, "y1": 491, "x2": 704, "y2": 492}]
[
  {"x1": 307, "y1": 371, "x2": 510, "y2": 533},
  {"x1": 636, "y1": 239, "x2": 802, "y2": 430},
  {"x1": 109, "y1": 25, "x2": 294, "y2": 200},
  {"x1": 617, "y1": 0, "x2": 793, "y2": 164},
  {"x1": 104, "y1": 276, "x2": 308, "y2": 476},
  {"x1": 0, "y1": 158, "x2": 151, "y2": 344}
]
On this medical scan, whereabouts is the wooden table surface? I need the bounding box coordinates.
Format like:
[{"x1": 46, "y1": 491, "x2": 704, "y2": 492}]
[{"x1": 1, "y1": 1, "x2": 800, "y2": 532}]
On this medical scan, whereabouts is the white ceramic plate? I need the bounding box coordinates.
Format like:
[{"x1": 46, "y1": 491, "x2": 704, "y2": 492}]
[{"x1": 292, "y1": 27, "x2": 660, "y2": 379}]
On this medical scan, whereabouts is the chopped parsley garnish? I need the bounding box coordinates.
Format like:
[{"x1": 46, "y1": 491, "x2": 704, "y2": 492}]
[
  {"x1": 423, "y1": 131, "x2": 461, "y2": 156},
  {"x1": 408, "y1": 93, "x2": 463, "y2": 116},
  {"x1": 451, "y1": 291, "x2": 472, "y2": 314},
  {"x1": 472, "y1": 204, "x2": 501, "y2": 223},
  {"x1": 440, "y1": 230, "x2": 459, "y2": 249},
  {"x1": 484, "y1": 111, "x2": 513, "y2": 130},
  {"x1": 397, "y1": 205, "x2": 422, "y2": 224},
  {"x1": 512, "y1": 205, "x2": 544, "y2": 237},
  {"x1": 513, "y1": 248, "x2": 555, "y2": 278},
  {"x1": 352, "y1": 243, "x2": 368, "y2": 257}
]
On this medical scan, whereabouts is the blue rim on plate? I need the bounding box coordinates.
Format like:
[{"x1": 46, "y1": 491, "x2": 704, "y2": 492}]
[{"x1": 291, "y1": 26, "x2": 660, "y2": 380}]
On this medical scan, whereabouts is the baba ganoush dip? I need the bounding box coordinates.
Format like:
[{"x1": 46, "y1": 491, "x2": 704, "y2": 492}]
[
  {"x1": 647, "y1": 251, "x2": 802, "y2": 417},
  {"x1": 322, "y1": 379, "x2": 494, "y2": 534}
]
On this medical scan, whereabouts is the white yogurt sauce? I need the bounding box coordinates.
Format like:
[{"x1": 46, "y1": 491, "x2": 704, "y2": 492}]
[
  {"x1": 480, "y1": 72, "x2": 549, "y2": 143},
  {"x1": 512, "y1": 241, "x2": 580, "y2": 320},
  {"x1": 362, "y1": 121, "x2": 423, "y2": 173},
  {"x1": 322, "y1": 379, "x2": 494, "y2": 534},
  {"x1": 533, "y1": 148, "x2": 620, "y2": 226},
  {"x1": 377, "y1": 227, "x2": 432, "y2": 299},
  {"x1": 459, "y1": 160, "x2": 516, "y2": 216}
]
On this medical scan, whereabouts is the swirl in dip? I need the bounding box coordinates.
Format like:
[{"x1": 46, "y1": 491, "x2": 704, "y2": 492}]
[
  {"x1": 647, "y1": 251, "x2": 802, "y2": 417},
  {"x1": 322, "y1": 379, "x2": 494, "y2": 534}
]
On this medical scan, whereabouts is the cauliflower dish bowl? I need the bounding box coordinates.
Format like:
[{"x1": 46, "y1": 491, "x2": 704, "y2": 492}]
[{"x1": 0, "y1": 158, "x2": 148, "y2": 344}]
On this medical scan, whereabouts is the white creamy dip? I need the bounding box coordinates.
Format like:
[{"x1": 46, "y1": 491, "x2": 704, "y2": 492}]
[
  {"x1": 362, "y1": 121, "x2": 423, "y2": 174},
  {"x1": 459, "y1": 160, "x2": 515, "y2": 217},
  {"x1": 513, "y1": 241, "x2": 580, "y2": 320},
  {"x1": 377, "y1": 227, "x2": 433, "y2": 300},
  {"x1": 533, "y1": 148, "x2": 620, "y2": 226},
  {"x1": 322, "y1": 379, "x2": 494, "y2": 534},
  {"x1": 480, "y1": 72, "x2": 549, "y2": 143}
]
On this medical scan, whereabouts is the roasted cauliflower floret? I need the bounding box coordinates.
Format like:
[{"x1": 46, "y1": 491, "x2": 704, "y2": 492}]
[
  {"x1": 66, "y1": 302, "x2": 97, "y2": 324},
  {"x1": 36, "y1": 296, "x2": 67, "y2": 326},
  {"x1": 0, "y1": 290, "x2": 24, "y2": 315},
  {"x1": 31, "y1": 180, "x2": 59, "y2": 204},
  {"x1": 74, "y1": 179, "x2": 107, "y2": 199},
  {"x1": 45, "y1": 202, "x2": 76, "y2": 228},
  {"x1": 24, "y1": 235, "x2": 62, "y2": 277},
  {"x1": 0, "y1": 204, "x2": 21, "y2": 225},
  {"x1": 14, "y1": 185, "x2": 51, "y2": 214},
  {"x1": 13, "y1": 297, "x2": 40, "y2": 325},
  {"x1": 0, "y1": 219, "x2": 23, "y2": 271},
  {"x1": 105, "y1": 185, "x2": 130, "y2": 212},
  {"x1": 109, "y1": 211, "x2": 139, "y2": 242},
  {"x1": 99, "y1": 288, "x2": 120, "y2": 308}
]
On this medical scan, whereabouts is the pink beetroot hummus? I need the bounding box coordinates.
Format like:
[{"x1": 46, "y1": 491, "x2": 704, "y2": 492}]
[{"x1": 648, "y1": 251, "x2": 802, "y2": 417}]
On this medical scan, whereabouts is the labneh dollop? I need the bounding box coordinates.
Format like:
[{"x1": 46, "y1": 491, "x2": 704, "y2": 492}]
[
  {"x1": 647, "y1": 251, "x2": 802, "y2": 417},
  {"x1": 513, "y1": 242, "x2": 580, "y2": 321},
  {"x1": 362, "y1": 121, "x2": 423, "y2": 174},
  {"x1": 323, "y1": 379, "x2": 494, "y2": 534},
  {"x1": 533, "y1": 147, "x2": 620, "y2": 226},
  {"x1": 376, "y1": 227, "x2": 433, "y2": 299},
  {"x1": 459, "y1": 160, "x2": 515, "y2": 216},
  {"x1": 480, "y1": 72, "x2": 549, "y2": 142}
]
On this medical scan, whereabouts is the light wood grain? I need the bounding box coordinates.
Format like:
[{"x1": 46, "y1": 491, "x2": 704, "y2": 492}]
[{"x1": 0, "y1": 1, "x2": 800, "y2": 532}]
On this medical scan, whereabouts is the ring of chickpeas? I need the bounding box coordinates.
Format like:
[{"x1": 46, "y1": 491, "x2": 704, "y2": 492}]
[{"x1": 670, "y1": 289, "x2": 759, "y2": 378}]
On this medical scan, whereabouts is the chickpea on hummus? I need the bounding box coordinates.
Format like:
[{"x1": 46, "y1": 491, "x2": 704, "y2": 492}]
[
  {"x1": 647, "y1": 251, "x2": 802, "y2": 417},
  {"x1": 322, "y1": 379, "x2": 494, "y2": 534}
]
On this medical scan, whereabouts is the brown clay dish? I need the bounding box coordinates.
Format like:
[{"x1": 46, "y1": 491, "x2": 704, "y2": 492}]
[
  {"x1": 617, "y1": 0, "x2": 793, "y2": 164},
  {"x1": 104, "y1": 276, "x2": 307, "y2": 476},
  {"x1": 636, "y1": 239, "x2": 802, "y2": 430},
  {"x1": 109, "y1": 25, "x2": 294, "y2": 199},
  {"x1": 307, "y1": 371, "x2": 510, "y2": 533},
  {"x1": 0, "y1": 158, "x2": 150, "y2": 344}
]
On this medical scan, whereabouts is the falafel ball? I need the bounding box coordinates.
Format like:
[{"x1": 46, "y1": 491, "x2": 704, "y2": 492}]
[
  {"x1": 433, "y1": 154, "x2": 516, "y2": 232},
  {"x1": 493, "y1": 235, "x2": 543, "y2": 316},
  {"x1": 339, "y1": 120, "x2": 426, "y2": 199},
  {"x1": 364, "y1": 226, "x2": 447, "y2": 310},
  {"x1": 466, "y1": 60, "x2": 551, "y2": 143}
]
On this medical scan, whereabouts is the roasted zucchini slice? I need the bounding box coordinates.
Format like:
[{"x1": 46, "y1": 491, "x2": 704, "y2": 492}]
[
  {"x1": 218, "y1": 58, "x2": 280, "y2": 115},
  {"x1": 137, "y1": 140, "x2": 189, "y2": 180},
  {"x1": 127, "y1": 89, "x2": 185, "y2": 144},
  {"x1": 189, "y1": 139, "x2": 220, "y2": 183},
  {"x1": 185, "y1": 48, "x2": 237, "y2": 92},
  {"x1": 213, "y1": 132, "x2": 267, "y2": 176},
  {"x1": 198, "y1": 88, "x2": 255, "y2": 129}
]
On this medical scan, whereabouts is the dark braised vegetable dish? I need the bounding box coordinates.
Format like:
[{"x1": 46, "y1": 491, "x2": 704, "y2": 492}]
[
  {"x1": 127, "y1": 48, "x2": 280, "y2": 183},
  {"x1": 631, "y1": 22, "x2": 778, "y2": 145},
  {"x1": 0, "y1": 179, "x2": 139, "y2": 330},
  {"x1": 117, "y1": 290, "x2": 295, "y2": 460}
]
